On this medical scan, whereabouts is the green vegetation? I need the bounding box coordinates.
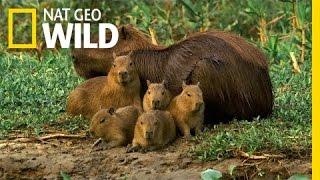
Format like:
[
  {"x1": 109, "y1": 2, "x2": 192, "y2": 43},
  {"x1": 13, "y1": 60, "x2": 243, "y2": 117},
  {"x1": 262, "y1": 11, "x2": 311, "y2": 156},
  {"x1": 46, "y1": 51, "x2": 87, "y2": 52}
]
[{"x1": 0, "y1": 0, "x2": 311, "y2": 160}]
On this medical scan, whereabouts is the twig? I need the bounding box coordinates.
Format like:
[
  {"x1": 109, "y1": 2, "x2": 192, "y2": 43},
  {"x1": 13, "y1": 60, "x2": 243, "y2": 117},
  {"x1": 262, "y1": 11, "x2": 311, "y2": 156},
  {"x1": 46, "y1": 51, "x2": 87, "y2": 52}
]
[
  {"x1": 92, "y1": 138, "x2": 102, "y2": 148},
  {"x1": 290, "y1": 51, "x2": 301, "y2": 73},
  {"x1": 238, "y1": 151, "x2": 285, "y2": 160},
  {"x1": 267, "y1": 14, "x2": 286, "y2": 26},
  {"x1": 148, "y1": 27, "x2": 158, "y2": 45},
  {"x1": 39, "y1": 134, "x2": 86, "y2": 141},
  {"x1": 4, "y1": 133, "x2": 87, "y2": 143}
]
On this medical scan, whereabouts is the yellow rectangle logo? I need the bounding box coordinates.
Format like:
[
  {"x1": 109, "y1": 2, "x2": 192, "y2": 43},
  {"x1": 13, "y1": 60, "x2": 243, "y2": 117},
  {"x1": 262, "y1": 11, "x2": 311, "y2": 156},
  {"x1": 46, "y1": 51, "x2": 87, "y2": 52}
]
[{"x1": 8, "y1": 8, "x2": 37, "y2": 48}]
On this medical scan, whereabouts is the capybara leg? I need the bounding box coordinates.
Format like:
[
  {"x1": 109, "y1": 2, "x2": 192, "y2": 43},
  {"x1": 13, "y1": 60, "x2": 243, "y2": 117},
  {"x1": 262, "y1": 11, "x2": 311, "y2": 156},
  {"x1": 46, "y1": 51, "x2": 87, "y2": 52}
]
[
  {"x1": 179, "y1": 123, "x2": 191, "y2": 140},
  {"x1": 195, "y1": 123, "x2": 203, "y2": 135},
  {"x1": 126, "y1": 144, "x2": 141, "y2": 153}
]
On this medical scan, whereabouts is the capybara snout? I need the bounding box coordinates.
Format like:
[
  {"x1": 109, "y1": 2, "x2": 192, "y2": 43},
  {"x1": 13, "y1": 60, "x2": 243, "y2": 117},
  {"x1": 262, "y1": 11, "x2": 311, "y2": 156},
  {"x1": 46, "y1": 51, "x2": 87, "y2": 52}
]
[
  {"x1": 143, "y1": 80, "x2": 172, "y2": 111},
  {"x1": 140, "y1": 118, "x2": 158, "y2": 140},
  {"x1": 66, "y1": 53, "x2": 142, "y2": 119},
  {"x1": 152, "y1": 100, "x2": 161, "y2": 109},
  {"x1": 145, "y1": 131, "x2": 153, "y2": 140},
  {"x1": 111, "y1": 54, "x2": 136, "y2": 85},
  {"x1": 168, "y1": 82, "x2": 205, "y2": 138}
]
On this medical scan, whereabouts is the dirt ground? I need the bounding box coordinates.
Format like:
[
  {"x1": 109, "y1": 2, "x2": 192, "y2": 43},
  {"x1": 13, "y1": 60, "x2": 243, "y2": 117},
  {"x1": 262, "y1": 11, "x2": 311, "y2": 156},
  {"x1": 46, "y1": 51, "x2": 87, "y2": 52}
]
[{"x1": 0, "y1": 134, "x2": 311, "y2": 180}]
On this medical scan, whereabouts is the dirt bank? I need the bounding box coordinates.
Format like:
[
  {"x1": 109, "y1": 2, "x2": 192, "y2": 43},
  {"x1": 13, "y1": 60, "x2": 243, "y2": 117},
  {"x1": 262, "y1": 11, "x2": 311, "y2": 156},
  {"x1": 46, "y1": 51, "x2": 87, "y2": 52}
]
[{"x1": 0, "y1": 134, "x2": 311, "y2": 179}]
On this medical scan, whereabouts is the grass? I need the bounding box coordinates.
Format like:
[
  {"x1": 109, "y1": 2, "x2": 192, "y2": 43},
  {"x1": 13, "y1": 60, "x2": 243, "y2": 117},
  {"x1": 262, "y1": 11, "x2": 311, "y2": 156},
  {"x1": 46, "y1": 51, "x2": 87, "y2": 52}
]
[
  {"x1": 0, "y1": 40, "x2": 311, "y2": 160},
  {"x1": 0, "y1": 49, "x2": 87, "y2": 138},
  {"x1": 0, "y1": 0, "x2": 311, "y2": 160},
  {"x1": 191, "y1": 54, "x2": 311, "y2": 160}
]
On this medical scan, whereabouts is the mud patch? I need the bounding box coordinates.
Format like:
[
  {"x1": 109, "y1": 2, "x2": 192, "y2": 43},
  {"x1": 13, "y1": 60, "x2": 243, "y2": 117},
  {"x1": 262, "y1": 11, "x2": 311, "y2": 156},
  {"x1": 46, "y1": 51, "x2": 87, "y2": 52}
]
[{"x1": 0, "y1": 134, "x2": 311, "y2": 179}]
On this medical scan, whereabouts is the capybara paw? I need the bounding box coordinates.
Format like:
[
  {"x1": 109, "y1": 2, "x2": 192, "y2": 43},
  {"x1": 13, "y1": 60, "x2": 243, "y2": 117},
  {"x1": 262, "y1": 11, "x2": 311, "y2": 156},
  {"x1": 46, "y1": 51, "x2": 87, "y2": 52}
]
[{"x1": 126, "y1": 144, "x2": 139, "y2": 153}]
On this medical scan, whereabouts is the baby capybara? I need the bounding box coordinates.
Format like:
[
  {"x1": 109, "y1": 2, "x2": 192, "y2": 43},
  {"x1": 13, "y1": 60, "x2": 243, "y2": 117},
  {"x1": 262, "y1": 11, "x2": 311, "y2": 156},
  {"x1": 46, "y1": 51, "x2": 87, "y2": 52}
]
[
  {"x1": 128, "y1": 110, "x2": 176, "y2": 152},
  {"x1": 90, "y1": 106, "x2": 139, "y2": 149},
  {"x1": 66, "y1": 54, "x2": 142, "y2": 119},
  {"x1": 72, "y1": 25, "x2": 273, "y2": 122},
  {"x1": 168, "y1": 82, "x2": 204, "y2": 139},
  {"x1": 143, "y1": 80, "x2": 172, "y2": 111}
]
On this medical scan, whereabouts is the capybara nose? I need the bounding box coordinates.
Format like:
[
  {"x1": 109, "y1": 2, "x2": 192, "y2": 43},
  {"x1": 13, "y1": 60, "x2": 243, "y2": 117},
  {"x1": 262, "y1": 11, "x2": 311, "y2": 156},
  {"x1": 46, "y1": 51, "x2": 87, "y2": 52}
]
[
  {"x1": 119, "y1": 71, "x2": 128, "y2": 78},
  {"x1": 195, "y1": 102, "x2": 204, "y2": 110},
  {"x1": 146, "y1": 131, "x2": 153, "y2": 139},
  {"x1": 88, "y1": 130, "x2": 95, "y2": 137},
  {"x1": 152, "y1": 100, "x2": 160, "y2": 109}
]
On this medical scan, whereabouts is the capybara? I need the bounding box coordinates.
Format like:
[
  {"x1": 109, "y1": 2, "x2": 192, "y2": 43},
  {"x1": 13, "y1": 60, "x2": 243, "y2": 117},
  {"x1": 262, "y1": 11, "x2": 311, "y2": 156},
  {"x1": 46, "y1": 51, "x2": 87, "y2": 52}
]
[
  {"x1": 168, "y1": 82, "x2": 204, "y2": 139},
  {"x1": 128, "y1": 110, "x2": 176, "y2": 152},
  {"x1": 71, "y1": 25, "x2": 162, "y2": 79},
  {"x1": 90, "y1": 106, "x2": 139, "y2": 149},
  {"x1": 71, "y1": 25, "x2": 273, "y2": 122},
  {"x1": 143, "y1": 80, "x2": 172, "y2": 111},
  {"x1": 66, "y1": 54, "x2": 142, "y2": 119}
]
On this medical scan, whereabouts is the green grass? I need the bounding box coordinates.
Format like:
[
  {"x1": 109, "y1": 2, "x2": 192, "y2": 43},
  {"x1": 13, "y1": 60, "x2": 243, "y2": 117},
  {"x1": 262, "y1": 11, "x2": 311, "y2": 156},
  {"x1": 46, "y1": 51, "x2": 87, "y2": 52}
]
[
  {"x1": 191, "y1": 57, "x2": 311, "y2": 160},
  {"x1": 0, "y1": 0, "x2": 311, "y2": 160},
  {"x1": 0, "y1": 49, "x2": 87, "y2": 138}
]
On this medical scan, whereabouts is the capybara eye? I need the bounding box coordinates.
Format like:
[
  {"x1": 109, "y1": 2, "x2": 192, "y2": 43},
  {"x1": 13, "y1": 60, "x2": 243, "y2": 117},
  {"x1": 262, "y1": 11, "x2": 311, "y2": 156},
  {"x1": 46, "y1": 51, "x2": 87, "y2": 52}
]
[
  {"x1": 140, "y1": 121, "x2": 143, "y2": 125},
  {"x1": 129, "y1": 62, "x2": 133, "y2": 66},
  {"x1": 113, "y1": 63, "x2": 116, "y2": 68},
  {"x1": 148, "y1": 91, "x2": 151, "y2": 94},
  {"x1": 162, "y1": 91, "x2": 165, "y2": 95},
  {"x1": 187, "y1": 93, "x2": 191, "y2": 97},
  {"x1": 100, "y1": 118, "x2": 106, "y2": 123}
]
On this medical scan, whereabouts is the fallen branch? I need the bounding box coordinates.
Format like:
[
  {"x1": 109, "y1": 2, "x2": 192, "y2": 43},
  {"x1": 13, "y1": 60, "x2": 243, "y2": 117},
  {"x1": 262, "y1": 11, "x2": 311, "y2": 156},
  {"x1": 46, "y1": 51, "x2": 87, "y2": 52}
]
[
  {"x1": 92, "y1": 138, "x2": 102, "y2": 148},
  {"x1": 3, "y1": 133, "x2": 87, "y2": 143},
  {"x1": 238, "y1": 151, "x2": 285, "y2": 160}
]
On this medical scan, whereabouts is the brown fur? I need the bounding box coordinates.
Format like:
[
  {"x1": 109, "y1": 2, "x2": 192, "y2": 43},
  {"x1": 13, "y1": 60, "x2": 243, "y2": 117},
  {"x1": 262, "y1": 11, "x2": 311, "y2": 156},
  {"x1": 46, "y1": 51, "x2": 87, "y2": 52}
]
[
  {"x1": 71, "y1": 26, "x2": 273, "y2": 122},
  {"x1": 90, "y1": 106, "x2": 139, "y2": 148},
  {"x1": 143, "y1": 80, "x2": 172, "y2": 111},
  {"x1": 66, "y1": 55, "x2": 142, "y2": 119},
  {"x1": 168, "y1": 82, "x2": 204, "y2": 139},
  {"x1": 130, "y1": 110, "x2": 176, "y2": 151},
  {"x1": 71, "y1": 25, "x2": 162, "y2": 79}
]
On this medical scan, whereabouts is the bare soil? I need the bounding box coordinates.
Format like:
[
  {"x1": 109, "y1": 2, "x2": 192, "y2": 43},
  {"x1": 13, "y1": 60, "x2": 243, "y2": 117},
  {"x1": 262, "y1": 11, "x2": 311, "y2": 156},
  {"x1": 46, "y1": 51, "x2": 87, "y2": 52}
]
[{"x1": 0, "y1": 133, "x2": 311, "y2": 180}]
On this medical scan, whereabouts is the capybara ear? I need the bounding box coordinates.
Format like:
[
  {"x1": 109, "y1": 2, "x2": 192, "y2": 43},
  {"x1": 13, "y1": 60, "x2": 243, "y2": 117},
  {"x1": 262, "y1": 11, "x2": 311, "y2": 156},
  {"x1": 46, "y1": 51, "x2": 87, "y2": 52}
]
[
  {"x1": 161, "y1": 80, "x2": 165, "y2": 85},
  {"x1": 108, "y1": 107, "x2": 115, "y2": 115},
  {"x1": 182, "y1": 81, "x2": 187, "y2": 89},
  {"x1": 147, "y1": 80, "x2": 151, "y2": 87},
  {"x1": 113, "y1": 52, "x2": 117, "y2": 60},
  {"x1": 119, "y1": 26, "x2": 128, "y2": 40},
  {"x1": 196, "y1": 82, "x2": 200, "y2": 86},
  {"x1": 162, "y1": 80, "x2": 168, "y2": 88}
]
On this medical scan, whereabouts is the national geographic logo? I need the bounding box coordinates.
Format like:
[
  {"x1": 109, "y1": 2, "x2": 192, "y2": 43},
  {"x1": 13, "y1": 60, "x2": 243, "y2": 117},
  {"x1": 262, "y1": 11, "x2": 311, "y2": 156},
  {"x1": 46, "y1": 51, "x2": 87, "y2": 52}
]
[
  {"x1": 8, "y1": 8, "x2": 37, "y2": 48},
  {"x1": 7, "y1": 8, "x2": 119, "y2": 49}
]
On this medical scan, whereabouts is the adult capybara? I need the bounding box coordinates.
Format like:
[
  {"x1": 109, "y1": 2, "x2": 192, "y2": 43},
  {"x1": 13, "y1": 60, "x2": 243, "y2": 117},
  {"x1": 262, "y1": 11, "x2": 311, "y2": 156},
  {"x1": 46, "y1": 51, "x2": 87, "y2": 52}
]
[
  {"x1": 90, "y1": 106, "x2": 139, "y2": 149},
  {"x1": 143, "y1": 80, "x2": 172, "y2": 111},
  {"x1": 66, "y1": 54, "x2": 142, "y2": 119},
  {"x1": 71, "y1": 25, "x2": 162, "y2": 79},
  {"x1": 127, "y1": 110, "x2": 176, "y2": 152},
  {"x1": 71, "y1": 25, "x2": 273, "y2": 122},
  {"x1": 168, "y1": 82, "x2": 204, "y2": 139}
]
